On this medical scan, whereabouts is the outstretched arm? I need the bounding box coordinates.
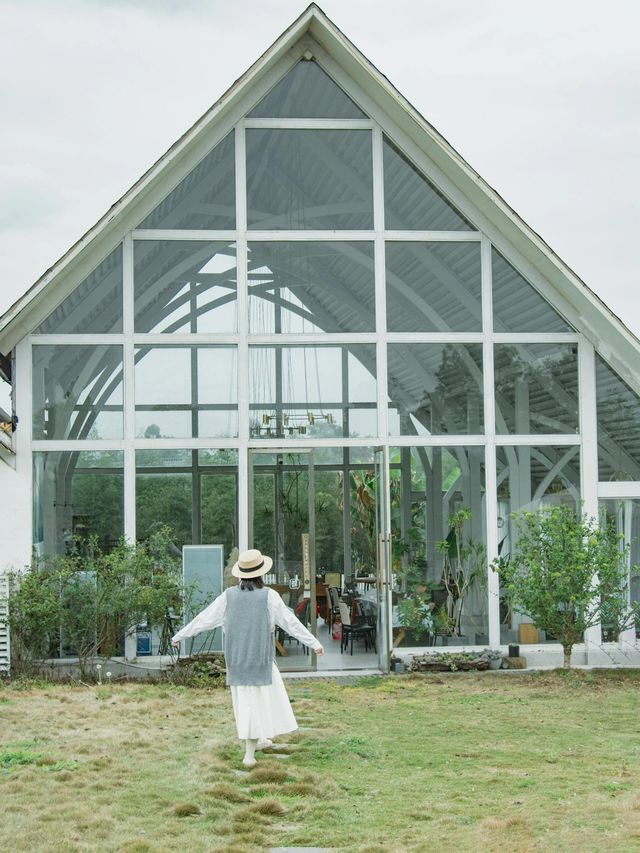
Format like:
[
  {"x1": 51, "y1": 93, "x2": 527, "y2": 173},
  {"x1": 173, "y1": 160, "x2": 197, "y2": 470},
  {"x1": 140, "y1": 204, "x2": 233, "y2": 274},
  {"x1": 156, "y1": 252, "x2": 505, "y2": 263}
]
[
  {"x1": 171, "y1": 590, "x2": 227, "y2": 645},
  {"x1": 270, "y1": 590, "x2": 323, "y2": 653}
]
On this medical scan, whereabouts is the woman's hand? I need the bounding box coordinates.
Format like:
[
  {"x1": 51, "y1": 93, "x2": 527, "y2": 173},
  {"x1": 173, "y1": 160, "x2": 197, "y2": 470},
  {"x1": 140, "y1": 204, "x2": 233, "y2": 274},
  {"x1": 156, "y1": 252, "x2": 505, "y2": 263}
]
[
  {"x1": 314, "y1": 644, "x2": 325, "y2": 655},
  {"x1": 171, "y1": 640, "x2": 180, "y2": 649}
]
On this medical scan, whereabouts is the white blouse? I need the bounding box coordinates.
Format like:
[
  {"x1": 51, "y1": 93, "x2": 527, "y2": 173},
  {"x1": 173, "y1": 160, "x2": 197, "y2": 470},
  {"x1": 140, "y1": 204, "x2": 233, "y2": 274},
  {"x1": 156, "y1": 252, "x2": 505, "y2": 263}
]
[{"x1": 171, "y1": 586, "x2": 322, "y2": 652}]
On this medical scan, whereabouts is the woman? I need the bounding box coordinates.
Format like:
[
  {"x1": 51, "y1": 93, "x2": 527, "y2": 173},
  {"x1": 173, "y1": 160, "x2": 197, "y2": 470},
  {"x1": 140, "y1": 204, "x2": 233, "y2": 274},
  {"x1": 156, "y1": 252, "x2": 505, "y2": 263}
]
[{"x1": 171, "y1": 548, "x2": 324, "y2": 767}]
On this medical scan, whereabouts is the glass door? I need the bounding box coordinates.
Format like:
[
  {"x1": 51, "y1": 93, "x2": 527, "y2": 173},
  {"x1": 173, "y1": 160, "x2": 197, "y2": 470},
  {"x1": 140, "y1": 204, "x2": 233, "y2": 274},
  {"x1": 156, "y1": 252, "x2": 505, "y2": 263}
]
[
  {"x1": 374, "y1": 447, "x2": 392, "y2": 672},
  {"x1": 248, "y1": 449, "x2": 317, "y2": 672}
]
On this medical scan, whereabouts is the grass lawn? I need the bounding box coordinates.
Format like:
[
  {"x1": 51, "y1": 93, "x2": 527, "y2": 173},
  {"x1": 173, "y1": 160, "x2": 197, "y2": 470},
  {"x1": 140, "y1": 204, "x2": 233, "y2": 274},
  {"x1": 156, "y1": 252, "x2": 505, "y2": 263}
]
[{"x1": 1, "y1": 670, "x2": 640, "y2": 852}]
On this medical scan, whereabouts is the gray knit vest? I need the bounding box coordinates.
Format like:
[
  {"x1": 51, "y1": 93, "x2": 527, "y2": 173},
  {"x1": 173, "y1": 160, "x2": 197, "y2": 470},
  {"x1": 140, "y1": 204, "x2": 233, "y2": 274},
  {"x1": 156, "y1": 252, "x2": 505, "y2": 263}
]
[{"x1": 224, "y1": 586, "x2": 273, "y2": 686}]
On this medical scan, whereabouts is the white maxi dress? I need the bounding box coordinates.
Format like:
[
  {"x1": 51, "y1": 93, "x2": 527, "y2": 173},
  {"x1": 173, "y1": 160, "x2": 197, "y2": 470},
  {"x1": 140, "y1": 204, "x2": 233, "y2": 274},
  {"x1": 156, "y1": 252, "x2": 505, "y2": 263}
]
[{"x1": 171, "y1": 586, "x2": 321, "y2": 740}]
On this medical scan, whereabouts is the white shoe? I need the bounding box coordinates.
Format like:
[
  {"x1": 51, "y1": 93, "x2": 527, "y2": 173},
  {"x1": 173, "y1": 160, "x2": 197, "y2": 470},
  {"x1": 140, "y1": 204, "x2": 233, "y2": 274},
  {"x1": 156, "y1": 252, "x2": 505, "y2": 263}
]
[
  {"x1": 256, "y1": 738, "x2": 273, "y2": 751},
  {"x1": 242, "y1": 756, "x2": 257, "y2": 768}
]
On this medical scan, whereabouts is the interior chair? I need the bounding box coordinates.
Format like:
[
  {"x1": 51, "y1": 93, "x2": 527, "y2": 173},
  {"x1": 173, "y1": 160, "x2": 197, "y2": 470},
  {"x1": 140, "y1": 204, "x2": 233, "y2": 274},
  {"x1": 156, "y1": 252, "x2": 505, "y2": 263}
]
[
  {"x1": 327, "y1": 587, "x2": 341, "y2": 634},
  {"x1": 278, "y1": 596, "x2": 313, "y2": 655},
  {"x1": 355, "y1": 598, "x2": 377, "y2": 646},
  {"x1": 338, "y1": 601, "x2": 376, "y2": 655}
]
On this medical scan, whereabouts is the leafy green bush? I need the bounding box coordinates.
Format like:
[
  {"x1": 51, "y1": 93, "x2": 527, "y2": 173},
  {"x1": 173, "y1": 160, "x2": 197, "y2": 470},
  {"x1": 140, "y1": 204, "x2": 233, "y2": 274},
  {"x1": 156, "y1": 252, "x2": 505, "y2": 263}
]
[{"x1": 8, "y1": 528, "x2": 184, "y2": 678}]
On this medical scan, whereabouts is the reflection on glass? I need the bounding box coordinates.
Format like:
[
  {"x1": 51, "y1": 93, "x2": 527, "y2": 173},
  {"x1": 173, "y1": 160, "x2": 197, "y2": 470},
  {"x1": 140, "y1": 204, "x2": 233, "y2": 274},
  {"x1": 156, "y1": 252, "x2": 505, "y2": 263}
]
[
  {"x1": 33, "y1": 451, "x2": 124, "y2": 558},
  {"x1": 387, "y1": 343, "x2": 483, "y2": 435},
  {"x1": 599, "y1": 500, "x2": 640, "y2": 640},
  {"x1": 383, "y1": 136, "x2": 471, "y2": 231},
  {"x1": 134, "y1": 241, "x2": 236, "y2": 333},
  {"x1": 385, "y1": 241, "x2": 482, "y2": 332},
  {"x1": 249, "y1": 60, "x2": 366, "y2": 119},
  {"x1": 248, "y1": 242, "x2": 375, "y2": 333},
  {"x1": 138, "y1": 131, "x2": 235, "y2": 230},
  {"x1": 32, "y1": 345, "x2": 123, "y2": 440},
  {"x1": 135, "y1": 346, "x2": 237, "y2": 439},
  {"x1": 596, "y1": 355, "x2": 640, "y2": 480},
  {"x1": 496, "y1": 444, "x2": 580, "y2": 644},
  {"x1": 492, "y1": 248, "x2": 572, "y2": 333},
  {"x1": 246, "y1": 129, "x2": 373, "y2": 230},
  {"x1": 37, "y1": 246, "x2": 123, "y2": 334},
  {"x1": 135, "y1": 449, "x2": 238, "y2": 575},
  {"x1": 389, "y1": 445, "x2": 487, "y2": 647},
  {"x1": 249, "y1": 345, "x2": 377, "y2": 439},
  {"x1": 494, "y1": 343, "x2": 578, "y2": 435}
]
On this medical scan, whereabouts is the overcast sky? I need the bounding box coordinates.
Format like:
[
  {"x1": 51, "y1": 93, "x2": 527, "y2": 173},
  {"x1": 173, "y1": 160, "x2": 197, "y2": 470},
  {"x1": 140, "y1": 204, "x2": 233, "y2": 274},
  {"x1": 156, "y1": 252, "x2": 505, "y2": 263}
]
[{"x1": 1, "y1": 0, "x2": 638, "y2": 333}]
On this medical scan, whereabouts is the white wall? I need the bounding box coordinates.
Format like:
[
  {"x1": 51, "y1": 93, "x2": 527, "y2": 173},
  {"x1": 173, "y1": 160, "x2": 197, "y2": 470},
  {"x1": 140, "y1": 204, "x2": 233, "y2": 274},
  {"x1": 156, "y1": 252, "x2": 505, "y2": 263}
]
[{"x1": 0, "y1": 338, "x2": 32, "y2": 576}]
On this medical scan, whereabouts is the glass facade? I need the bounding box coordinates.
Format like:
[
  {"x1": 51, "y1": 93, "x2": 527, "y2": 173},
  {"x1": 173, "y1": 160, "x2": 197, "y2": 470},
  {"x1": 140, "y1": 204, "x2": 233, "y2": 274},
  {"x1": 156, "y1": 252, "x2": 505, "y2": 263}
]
[
  {"x1": 496, "y1": 445, "x2": 581, "y2": 644},
  {"x1": 388, "y1": 343, "x2": 483, "y2": 435},
  {"x1": 134, "y1": 346, "x2": 238, "y2": 438},
  {"x1": 32, "y1": 345, "x2": 124, "y2": 440},
  {"x1": 246, "y1": 129, "x2": 373, "y2": 230},
  {"x1": 385, "y1": 241, "x2": 482, "y2": 333},
  {"x1": 390, "y1": 446, "x2": 488, "y2": 647},
  {"x1": 248, "y1": 242, "x2": 375, "y2": 334},
  {"x1": 24, "y1": 55, "x2": 640, "y2": 662}
]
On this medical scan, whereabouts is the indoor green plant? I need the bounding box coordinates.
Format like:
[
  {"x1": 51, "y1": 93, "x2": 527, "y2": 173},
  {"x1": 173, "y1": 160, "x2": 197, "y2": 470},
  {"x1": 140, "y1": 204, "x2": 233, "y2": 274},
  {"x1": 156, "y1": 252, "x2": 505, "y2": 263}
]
[{"x1": 438, "y1": 507, "x2": 486, "y2": 641}]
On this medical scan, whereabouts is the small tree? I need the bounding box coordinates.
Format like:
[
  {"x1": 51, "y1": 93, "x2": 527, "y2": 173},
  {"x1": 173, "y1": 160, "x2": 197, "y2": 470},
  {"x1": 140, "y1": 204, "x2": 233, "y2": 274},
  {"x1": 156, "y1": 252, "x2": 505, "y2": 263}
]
[{"x1": 494, "y1": 504, "x2": 639, "y2": 668}]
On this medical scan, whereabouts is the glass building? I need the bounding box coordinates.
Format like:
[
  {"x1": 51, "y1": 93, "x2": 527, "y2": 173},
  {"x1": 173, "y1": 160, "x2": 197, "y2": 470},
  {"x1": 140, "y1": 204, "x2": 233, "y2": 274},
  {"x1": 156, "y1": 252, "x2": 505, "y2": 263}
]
[{"x1": 1, "y1": 7, "x2": 639, "y2": 674}]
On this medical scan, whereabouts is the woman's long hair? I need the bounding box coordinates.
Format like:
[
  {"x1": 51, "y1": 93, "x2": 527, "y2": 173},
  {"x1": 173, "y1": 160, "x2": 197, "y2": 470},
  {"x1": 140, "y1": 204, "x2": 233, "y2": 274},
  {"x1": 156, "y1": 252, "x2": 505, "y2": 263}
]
[{"x1": 240, "y1": 577, "x2": 265, "y2": 591}]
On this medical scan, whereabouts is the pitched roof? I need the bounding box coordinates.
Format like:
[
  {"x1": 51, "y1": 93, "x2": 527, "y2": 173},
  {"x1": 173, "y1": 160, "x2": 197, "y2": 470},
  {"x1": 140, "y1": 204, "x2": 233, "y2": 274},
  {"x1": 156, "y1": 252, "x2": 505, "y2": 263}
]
[{"x1": 1, "y1": 3, "x2": 638, "y2": 388}]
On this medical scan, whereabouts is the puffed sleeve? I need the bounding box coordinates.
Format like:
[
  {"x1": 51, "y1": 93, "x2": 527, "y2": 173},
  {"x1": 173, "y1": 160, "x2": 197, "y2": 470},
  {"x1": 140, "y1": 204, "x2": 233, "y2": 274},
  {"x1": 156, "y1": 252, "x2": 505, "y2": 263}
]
[
  {"x1": 269, "y1": 589, "x2": 322, "y2": 652},
  {"x1": 171, "y1": 589, "x2": 227, "y2": 643}
]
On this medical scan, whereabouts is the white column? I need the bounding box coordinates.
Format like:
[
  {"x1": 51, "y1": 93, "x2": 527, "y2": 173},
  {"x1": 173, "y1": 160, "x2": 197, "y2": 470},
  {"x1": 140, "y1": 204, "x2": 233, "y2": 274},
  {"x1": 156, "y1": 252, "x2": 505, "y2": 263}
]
[
  {"x1": 579, "y1": 337, "x2": 602, "y2": 657},
  {"x1": 372, "y1": 124, "x2": 388, "y2": 443},
  {"x1": 236, "y1": 123, "x2": 249, "y2": 551},
  {"x1": 481, "y1": 237, "x2": 500, "y2": 647},
  {"x1": 122, "y1": 233, "x2": 138, "y2": 659},
  {"x1": 6, "y1": 338, "x2": 33, "y2": 572}
]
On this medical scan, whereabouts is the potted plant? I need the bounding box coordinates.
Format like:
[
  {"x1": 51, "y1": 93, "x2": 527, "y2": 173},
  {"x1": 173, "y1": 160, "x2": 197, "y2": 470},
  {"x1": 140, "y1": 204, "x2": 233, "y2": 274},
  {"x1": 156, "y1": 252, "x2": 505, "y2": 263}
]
[{"x1": 481, "y1": 648, "x2": 504, "y2": 670}]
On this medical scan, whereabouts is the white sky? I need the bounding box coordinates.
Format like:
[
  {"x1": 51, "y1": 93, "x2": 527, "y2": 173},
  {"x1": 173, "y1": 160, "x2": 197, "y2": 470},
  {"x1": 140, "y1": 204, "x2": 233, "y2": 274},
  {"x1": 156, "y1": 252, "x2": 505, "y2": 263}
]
[{"x1": 1, "y1": 0, "x2": 639, "y2": 333}]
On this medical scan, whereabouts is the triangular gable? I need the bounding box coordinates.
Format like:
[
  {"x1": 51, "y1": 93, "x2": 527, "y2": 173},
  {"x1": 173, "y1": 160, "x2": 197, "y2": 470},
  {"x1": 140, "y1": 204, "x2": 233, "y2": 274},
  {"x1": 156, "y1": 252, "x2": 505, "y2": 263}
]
[
  {"x1": 1, "y1": 3, "x2": 639, "y2": 395},
  {"x1": 249, "y1": 58, "x2": 366, "y2": 118}
]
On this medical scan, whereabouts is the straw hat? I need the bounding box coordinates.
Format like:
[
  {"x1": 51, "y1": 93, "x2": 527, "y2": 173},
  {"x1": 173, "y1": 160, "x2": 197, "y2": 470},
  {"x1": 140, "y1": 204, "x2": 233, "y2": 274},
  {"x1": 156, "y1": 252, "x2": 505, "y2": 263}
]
[{"x1": 231, "y1": 548, "x2": 273, "y2": 579}]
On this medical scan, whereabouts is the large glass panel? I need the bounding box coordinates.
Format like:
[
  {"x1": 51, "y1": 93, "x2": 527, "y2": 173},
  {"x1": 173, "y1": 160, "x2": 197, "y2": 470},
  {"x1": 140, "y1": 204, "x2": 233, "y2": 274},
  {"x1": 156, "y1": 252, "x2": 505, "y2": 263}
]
[
  {"x1": 134, "y1": 241, "x2": 236, "y2": 333},
  {"x1": 385, "y1": 241, "x2": 481, "y2": 332},
  {"x1": 390, "y1": 446, "x2": 487, "y2": 647},
  {"x1": 596, "y1": 355, "x2": 640, "y2": 480},
  {"x1": 32, "y1": 345, "x2": 123, "y2": 440},
  {"x1": 33, "y1": 451, "x2": 124, "y2": 558},
  {"x1": 36, "y1": 245, "x2": 123, "y2": 334},
  {"x1": 248, "y1": 242, "x2": 375, "y2": 333},
  {"x1": 249, "y1": 447, "x2": 380, "y2": 670},
  {"x1": 387, "y1": 343, "x2": 483, "y2": 435},
  {"x1": 492, "y1": 248, "x2": 572, "y2": 332},
  {"x1": 136, "y1": 448, "x2": 238, "y2": 557},
  {"x1": 249, "y1": 345, "x2": 377, "y2": 439},
  {"x1": 246, "y1": 129, "x2": 373, "y2": 230},
  {"x1": 33, "y1": 450, "x2": 126, "y2": 658},
  {"x1": 383, "y1": 136, "x2": 471, "y2": 231},
  {"x1": 599, "y1": 499, "x2": 640, "y2": 641},
  {"x1": 494, "y1": 343, "x2": 579, "y2": 435},
  {"x1": 135, "y1": 346, "x2": 237, "y2": 439},
  {"x1": 137, "y1": 131, "x2": 235, "y2": 230},
  {"x1": 496, "y1": 444, "x2": 581, "y2": 644},
  {"x1": 249, "y1": 59, "x2": 366, "y2": 119},
  {"x1": 136, "y1": 448, "x2": 238, "y2": 655}
]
